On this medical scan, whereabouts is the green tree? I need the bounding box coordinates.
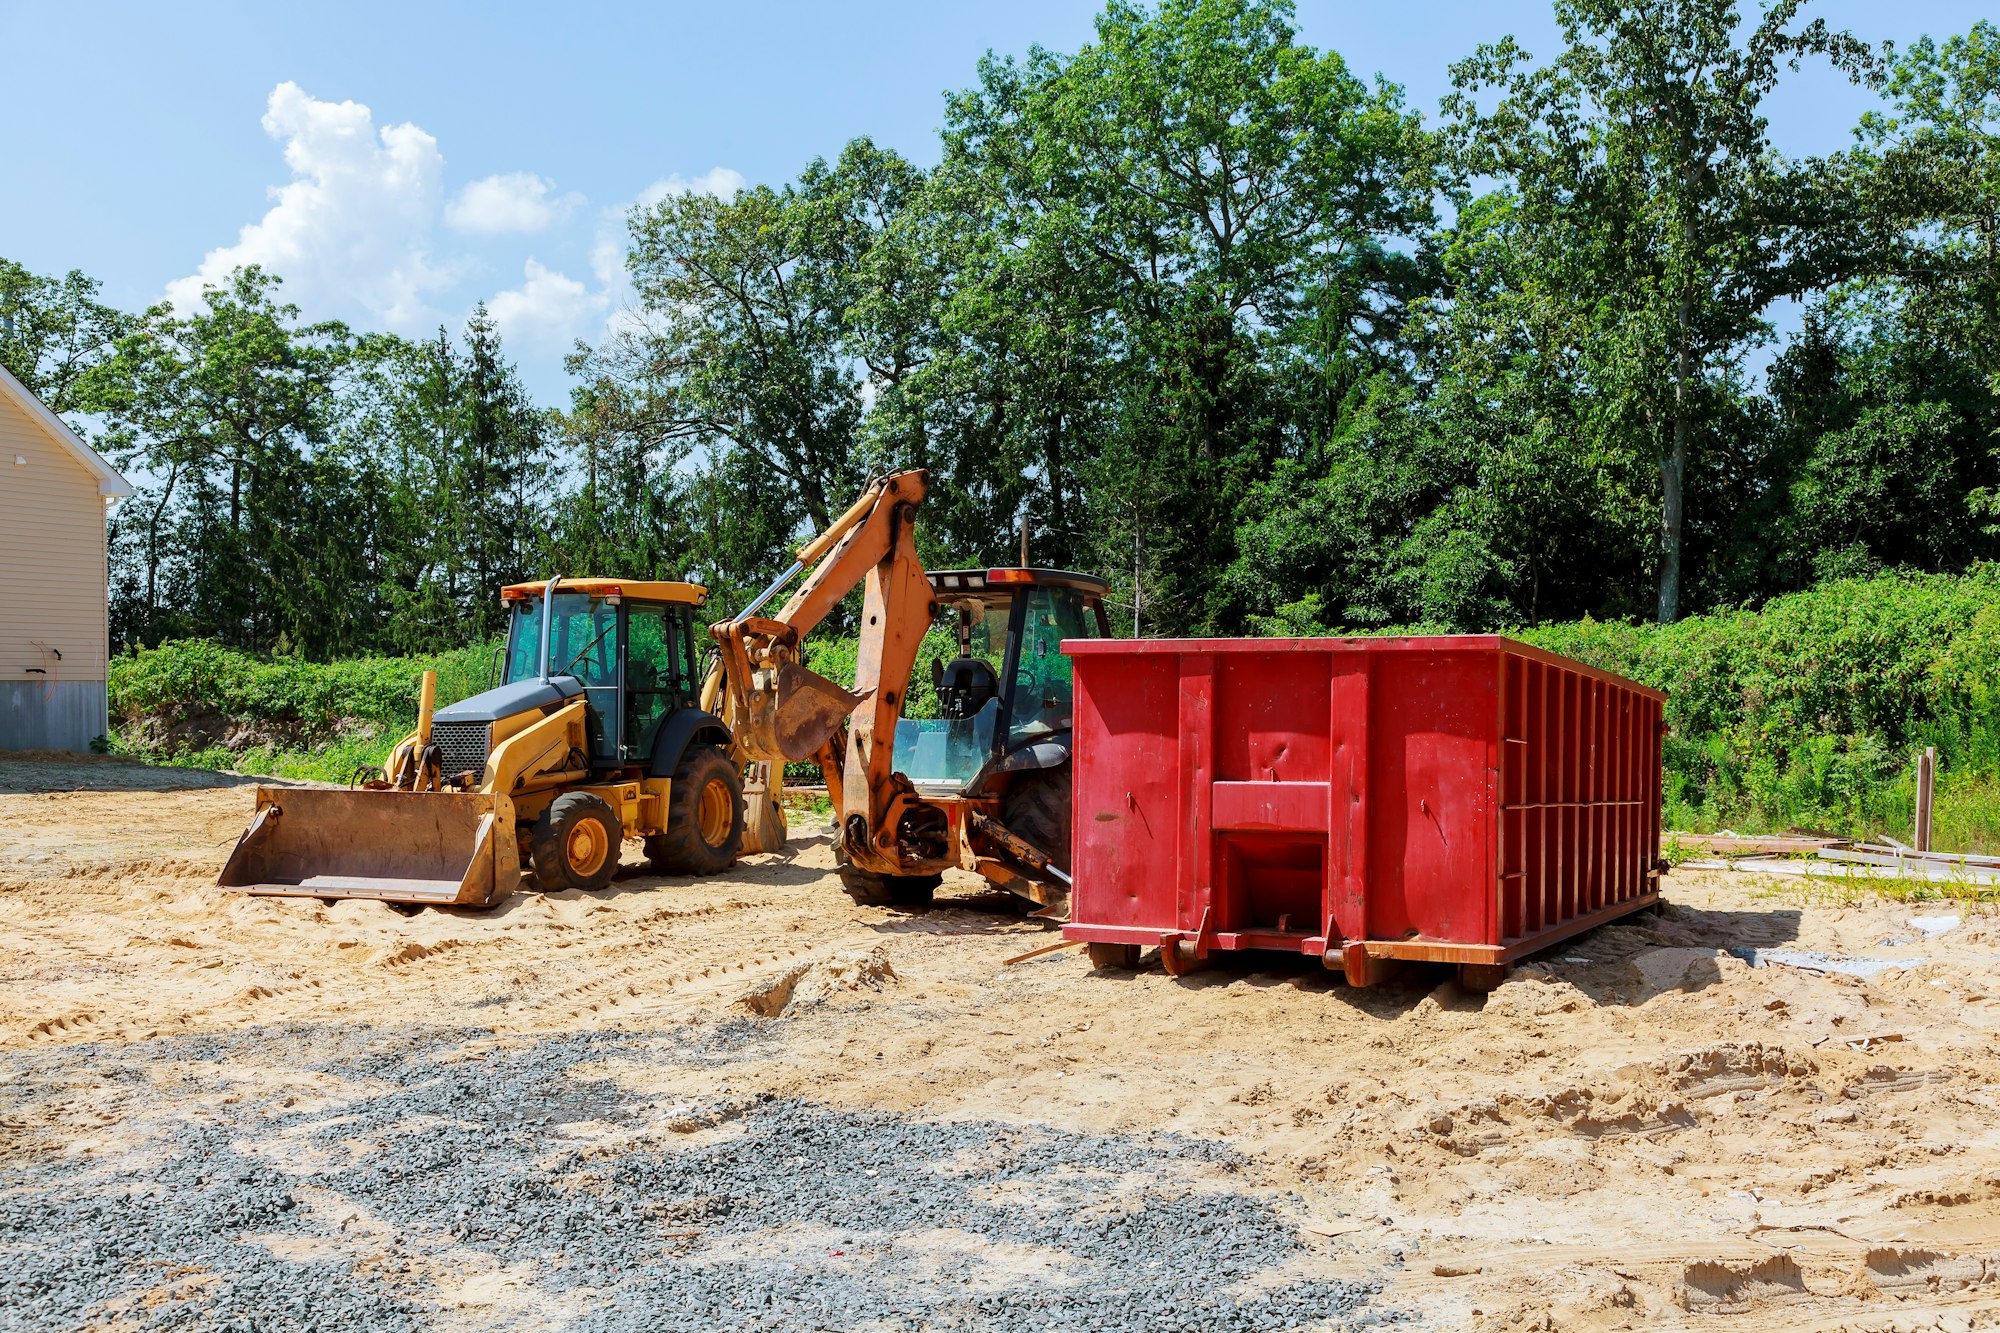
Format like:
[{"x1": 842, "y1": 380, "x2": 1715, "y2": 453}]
[
  {"x1": 1856, "y1": 21, "x2": 2000, "y2": 386},
  {"x1": 603, "y1": 141, "x2": 918, "y2": 533},
  {"x1": 98, "y1": 267, "x2": 367, "y2": 655},
  {"x1": 0, "y1": 258, "x2": 126, "y2": 412},
  {"x1": 356, "y1": 308, "x2": 551, "y2": 651},
  {"x1": 929, "y1": 0, "x2": 1435, "y2": 631},
  {"x1": 1446, "y1": 0, "x2": 1875, "y2": 622}
]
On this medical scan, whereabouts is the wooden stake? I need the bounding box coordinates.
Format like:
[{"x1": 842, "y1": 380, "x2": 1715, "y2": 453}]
[
  {"x1": 1915, "y1": 745, "x2": 1936, "y2": 853},
  {"x1": 1003, "y1": 939, "x2": 1084, "y2": 966}
]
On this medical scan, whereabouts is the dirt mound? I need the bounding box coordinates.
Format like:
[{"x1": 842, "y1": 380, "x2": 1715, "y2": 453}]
[
  {"x1": 738, "y1": 946, "x2": 899, "y2": 1017},
  {"x1": 117, "y1": 705, "x2": 384, "y2": 756}
]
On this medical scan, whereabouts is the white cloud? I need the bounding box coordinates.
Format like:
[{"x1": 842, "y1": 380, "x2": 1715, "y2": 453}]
[
  {"x1": 487, "y1": 165, "x2": 746, "y2": 359},
  {"x1": 168, "y1": 86, "x2": 746, "y2": 387},
  {"x1": 486, "y1": 259, "x2": 611, "y2": 350},
  {"x1": 165, "y1": 82, "x2": 451, "y2": 329},
  {"x1": 632, "y1": 167, "x2": 746, "y2": 209},
  {"x1": 445, "y1": 171, "x2": 578, "y2": 234},
  {"x1": 590, "y1": 231, "x2": 627, "y2": 288}
]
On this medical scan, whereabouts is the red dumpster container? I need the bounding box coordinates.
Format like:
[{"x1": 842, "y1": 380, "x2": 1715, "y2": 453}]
[{"x1": 1059, "y1": 636, "x2": 1665, "y2": 989}]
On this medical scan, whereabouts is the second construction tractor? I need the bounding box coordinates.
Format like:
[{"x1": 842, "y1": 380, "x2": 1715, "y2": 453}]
[
  {"x1": 711, "y1": 469, "x2": 1107, "y2": 913},
  {"x1": 218, "y1": 577, "x2": 749, "y2": 906}
]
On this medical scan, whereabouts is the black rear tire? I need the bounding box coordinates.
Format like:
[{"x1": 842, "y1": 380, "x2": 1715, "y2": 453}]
[
  {"x1": 644, "y1": 743, "x2": 745, "y2": 876},
  {"x1": 531, "y1": 792, "x2": 622, "y2": 892},
  {"x1": 839, "y1": 868, "x2": 942, "y2": 907},
  {"x1": 834, "y1": 842, "x2": 941, "y2": 907},
  {"x1": 1001, "y1": 763, "x2": 1072, "y2": 873}
]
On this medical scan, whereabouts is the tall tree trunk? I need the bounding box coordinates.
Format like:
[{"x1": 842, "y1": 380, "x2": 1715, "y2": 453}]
[
  {"x1": 1658, "y1": 287, "x2": 1694, "y2": 625},
  {"x1": 1044, "y1": 408, "x2": 1067, "y2": 559},
  {"x1": 144, "y1": 462, "x2": 181, "y2": 640}
]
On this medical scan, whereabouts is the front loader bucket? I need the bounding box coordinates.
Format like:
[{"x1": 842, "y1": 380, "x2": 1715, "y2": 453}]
[{"x1": 218, "y1": 787, "x2": 510, "y2": 907}]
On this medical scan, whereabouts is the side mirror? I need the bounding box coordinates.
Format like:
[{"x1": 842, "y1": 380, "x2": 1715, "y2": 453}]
[{"x1": 930, "y1": 655, "x2": 944, "y2": 690}]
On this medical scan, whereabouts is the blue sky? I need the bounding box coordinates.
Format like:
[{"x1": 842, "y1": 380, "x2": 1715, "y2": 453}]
[{"x1": 2, "y1": 0, "x2": 1986, "y2": 404}]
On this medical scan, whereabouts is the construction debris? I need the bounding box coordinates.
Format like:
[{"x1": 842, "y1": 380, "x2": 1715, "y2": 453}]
[
  {"x1": 1682, "y1": 836, "x2": 2000, "y2": 888},
  {"x1": 1728, "y1": 947, "x2": 1925, "y2": 979}
]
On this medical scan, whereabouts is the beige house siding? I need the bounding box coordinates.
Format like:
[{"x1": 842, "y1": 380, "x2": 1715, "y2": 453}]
[
  {"x1": 0, "y1": 373, "x2": 126, "y2": 750},
  {"x1": 0, "y1": 392, "x2": 110, "y2": 683}
]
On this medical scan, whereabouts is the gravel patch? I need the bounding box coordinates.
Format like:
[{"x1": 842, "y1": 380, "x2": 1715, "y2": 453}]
[{"x1": 2, "y1": 1023, "x2": 1391, "y2": 1331}]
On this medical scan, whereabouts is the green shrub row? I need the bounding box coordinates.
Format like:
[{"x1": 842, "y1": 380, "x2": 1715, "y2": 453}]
[
  {"x1": 109, "y1": 638, "x2": 501, "y2": 733},
  {"x1": 1515, "y1": 565, "x2": 2000, "y2": 840},
  {"x1": 105, "y1": 567, "x2": 2000, "y2": 846}
]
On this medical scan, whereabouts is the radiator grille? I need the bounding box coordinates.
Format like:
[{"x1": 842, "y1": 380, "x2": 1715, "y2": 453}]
[{"x1": 432, "y1": 720, "x2": 491, "y2": 780}]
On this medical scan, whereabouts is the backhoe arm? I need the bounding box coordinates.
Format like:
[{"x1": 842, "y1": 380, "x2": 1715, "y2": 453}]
[{"x1": 708, "y1": 469, "x2": 946, "y2": 875}]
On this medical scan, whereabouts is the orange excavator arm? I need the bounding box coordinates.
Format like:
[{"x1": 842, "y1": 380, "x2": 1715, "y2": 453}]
[{"x1": 707, "y1": 469, "x2": 945, "y2": 875}]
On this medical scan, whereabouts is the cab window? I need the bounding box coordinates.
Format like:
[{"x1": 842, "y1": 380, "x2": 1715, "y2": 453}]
[
  {"x1": 547, "y1": 594, "x2": 619, "y2": 685},
  {"x1": 502, "y1": 598, "x2": 544, "y2": 683},
  {"x1": 1006, "y1": 586, "x2": 1100, "y2": 744},
  {"x1": 625, "y1": 603, "x2": 682, "y2": 761},
  {"x1": 503, "y1": 594, "x2": 619, "y2": 686}
]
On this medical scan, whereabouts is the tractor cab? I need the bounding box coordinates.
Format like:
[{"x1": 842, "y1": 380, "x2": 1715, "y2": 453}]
[
  {"x1": 896, "y1": 568, "x2": 1111, "y2": 793},
  {"x1": 426, "y1": 579, "x2": 716, "y2": 783},
  {"x1": 498, "y1": 579, "x2": 709, "y2": 768}
]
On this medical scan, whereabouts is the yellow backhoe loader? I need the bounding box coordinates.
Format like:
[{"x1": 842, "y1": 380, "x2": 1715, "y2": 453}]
[
  {"x1": 710, "y1": 469, "x2": 1110, "y2": 914},
  {"x1": 219, "y1": 578, "x2": 750, "y2": 906}
]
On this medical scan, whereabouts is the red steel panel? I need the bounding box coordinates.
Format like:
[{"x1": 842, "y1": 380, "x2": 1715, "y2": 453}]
[
  {"x1": 1064, "y1": 636, "x2": 1665, "y2": 973},
  {"x1": 1213, "y1": 781, "x2": 1330, "y2": 832}
]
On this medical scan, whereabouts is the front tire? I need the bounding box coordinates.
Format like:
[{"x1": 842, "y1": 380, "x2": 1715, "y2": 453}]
[
  {"x1": 644, "y1": 743, "x2": 745, "y2": 876},
  {"x1": 531, "y1": 792, "x2": 622, "y2": 892}
]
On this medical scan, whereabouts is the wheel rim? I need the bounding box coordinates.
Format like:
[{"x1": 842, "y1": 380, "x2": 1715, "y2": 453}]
[
  {"x1": 566, "y1": 818, "x2": 608, "y2": 877},
  {"x1": 697, "y1": 778, "x2": 734, "y2": 848}
]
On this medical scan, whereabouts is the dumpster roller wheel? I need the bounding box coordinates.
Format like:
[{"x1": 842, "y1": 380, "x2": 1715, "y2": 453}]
[
  {"x1": 1459, "y1": 963, "x2": 1507, "y2": 992},
  {"x1": 1159, "y1": 939, "x2": 1208, "y2": 977},
  {"x1": 1085, "y1": 942, "x2": 1141, "y2": 971}
]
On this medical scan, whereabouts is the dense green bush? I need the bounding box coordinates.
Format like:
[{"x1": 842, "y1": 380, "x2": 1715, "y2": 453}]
[
  {"x1": 106, "y1": 628, "x2": 953, "y2": 786},
  {"x1": 110, "y1": 638, "x2": 500, "y2": 731},
  {"x1": 107, "y1": 638, "x2": 501, "y2": 780},
  {"x1": 1517, "y1": 565, "x2": 2000, "y2": 840},
  {"x1": 105, "y1": 567, "x2": 2000, "y2": 846}
]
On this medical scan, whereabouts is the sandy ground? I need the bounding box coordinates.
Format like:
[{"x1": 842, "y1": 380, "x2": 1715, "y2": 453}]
[{"x1": 5, "y1": 753, "x2": 2000, "y2": 1331}]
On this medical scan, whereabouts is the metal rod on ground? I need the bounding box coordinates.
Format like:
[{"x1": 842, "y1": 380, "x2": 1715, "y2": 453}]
[{"x1": 1916, "y1": 746, "x2": 1936, "y2": 853}]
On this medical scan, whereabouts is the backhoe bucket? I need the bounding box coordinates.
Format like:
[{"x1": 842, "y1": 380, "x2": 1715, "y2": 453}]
[
  {"x1": 748, "y1": 661, "x2": 868, "y2": 762},
  {"x1": 218, "y1": 787, "x2": 510, "y2": 907}
]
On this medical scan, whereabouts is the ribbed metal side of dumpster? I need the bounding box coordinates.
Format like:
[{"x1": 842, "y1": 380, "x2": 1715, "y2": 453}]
[{"x1": 1059, "y1": 636, "x2": 1666, "y2": 986}]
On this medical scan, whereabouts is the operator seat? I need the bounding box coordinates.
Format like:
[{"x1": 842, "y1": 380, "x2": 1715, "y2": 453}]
[
  {"x1": 625, "y1": 660, "x2": 667, "y2": 758},
  {"x1": 937, "y1": 657, "x2": 1001, "y2": 720}
]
